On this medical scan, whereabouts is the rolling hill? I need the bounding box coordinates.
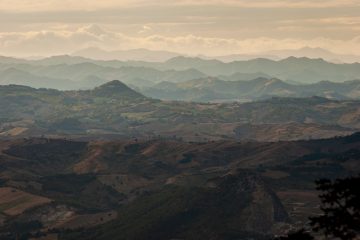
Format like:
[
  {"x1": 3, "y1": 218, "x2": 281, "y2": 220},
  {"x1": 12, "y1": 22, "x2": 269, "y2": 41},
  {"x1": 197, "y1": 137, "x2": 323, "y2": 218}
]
[
  {"x1": 0, "y1": 82, "x2": 359, "y2": 141},
  {"x1": 143, "y1": 77, "x2": 360, "y2": 102},
  {"x1": 0, "y1": 133, "x2": 359, "y2": 239}
]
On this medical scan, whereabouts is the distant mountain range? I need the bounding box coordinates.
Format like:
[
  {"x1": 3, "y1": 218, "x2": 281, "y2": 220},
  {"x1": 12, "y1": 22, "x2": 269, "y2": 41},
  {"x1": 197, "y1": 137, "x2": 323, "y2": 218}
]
[
  {"x1": 158, "y1": 56, "x2": 360, "y2": 83},
  {"x1": 264, "y1": 47, "x2": 360, "y2": 64},
  {"x1": 1, "y1": 55, "x2": 360, "y2": 92},
  {"x1": 72, "y1": 47, "x2": 180, "y2": 62},
  {"x1": 2, "y1": 63, "x2": 360, "y2": 102},
  {"x1": 143, "y1": 77, "x2": 360, "y2": 102},
  {"x1": 69, "y1": 47, "x2": 360, "y2": 64},
  {"x1": 212, "y1": 47, "x2": 360, "y2": 63},
  {"x1": 0, "y1": 58, "x2": 207, "y2": 90}
]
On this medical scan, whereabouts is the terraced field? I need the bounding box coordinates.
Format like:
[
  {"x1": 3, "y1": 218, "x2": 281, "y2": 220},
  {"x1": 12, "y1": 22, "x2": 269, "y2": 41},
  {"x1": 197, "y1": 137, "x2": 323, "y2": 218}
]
[{"x1": 0, "y1": 188, "x2": 51, "y2": 216}]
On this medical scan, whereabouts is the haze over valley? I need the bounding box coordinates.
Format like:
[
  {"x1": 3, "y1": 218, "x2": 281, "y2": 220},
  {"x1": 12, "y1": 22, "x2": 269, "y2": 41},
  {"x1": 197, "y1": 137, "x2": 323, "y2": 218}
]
[{"x1": 1, "y1": 55, "x2": 360, "y2": 103}]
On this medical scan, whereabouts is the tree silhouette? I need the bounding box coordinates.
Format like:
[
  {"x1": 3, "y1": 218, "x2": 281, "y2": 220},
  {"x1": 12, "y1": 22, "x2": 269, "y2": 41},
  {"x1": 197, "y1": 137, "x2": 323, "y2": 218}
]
[
  {"x1": 273, "y1": 176, "x2": 360, "y2": 240},
  {"x1": 273, "y1": 229, "x2": 313, "y2": 240},
  {"x1": 310, "y1": 176, "x2": 360, "y2": 240}
]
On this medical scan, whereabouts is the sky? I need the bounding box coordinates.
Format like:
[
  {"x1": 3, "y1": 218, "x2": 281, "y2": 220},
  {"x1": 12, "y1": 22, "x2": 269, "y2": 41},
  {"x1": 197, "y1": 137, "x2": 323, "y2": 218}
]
[{"x1": 0, "y1": 0, "x2": 360, "y2": 57}]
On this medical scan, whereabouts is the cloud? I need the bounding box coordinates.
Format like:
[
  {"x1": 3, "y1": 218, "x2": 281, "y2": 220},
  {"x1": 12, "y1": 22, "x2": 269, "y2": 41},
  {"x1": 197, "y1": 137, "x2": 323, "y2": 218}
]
[
  {"x1": 169, "y1": 0, "x2": 360, "y2": 8},
  {"x1": 1, "y1": 0, "x2": 359, "y2": 42},
  {"x1": 0, "y1": 25, "x2": 359, "y2": 57},
  {"x1": 0, "y1": 0, "x2": 135, "y2": 12},
  {"x1": 1, "y1": 0, "x2": 359, "y2": 12},
  {"x1": 278, "y1": 16, "x2": 360, "y2": 26},
  {"x1": 138, "y1": 25, "x2": 153, "y2": 34}
]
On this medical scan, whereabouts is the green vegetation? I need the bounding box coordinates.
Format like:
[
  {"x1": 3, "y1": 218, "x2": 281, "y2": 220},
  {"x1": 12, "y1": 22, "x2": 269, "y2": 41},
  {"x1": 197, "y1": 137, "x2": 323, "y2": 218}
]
[{"x1": 0, "y1": 82, "x2": 358, "y2": 141}]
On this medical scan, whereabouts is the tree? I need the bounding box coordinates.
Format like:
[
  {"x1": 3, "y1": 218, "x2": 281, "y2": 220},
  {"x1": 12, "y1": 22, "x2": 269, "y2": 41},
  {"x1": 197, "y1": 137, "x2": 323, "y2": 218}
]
[
  {"x1": 273, "y1": 176, "x2": 360, "y2": 240},
  {"x1": 310, "y1": 176, "x2": 360, "y2": 240},
  {"x1": 274, "y1": 229, "x2": 313, "y2": 240}
]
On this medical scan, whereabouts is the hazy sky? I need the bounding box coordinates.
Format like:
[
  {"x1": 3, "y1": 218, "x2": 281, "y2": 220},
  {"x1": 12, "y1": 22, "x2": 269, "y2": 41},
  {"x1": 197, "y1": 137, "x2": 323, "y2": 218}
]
[{"x1": 0, "y1": 0, "x2": 360, "y2": 57}]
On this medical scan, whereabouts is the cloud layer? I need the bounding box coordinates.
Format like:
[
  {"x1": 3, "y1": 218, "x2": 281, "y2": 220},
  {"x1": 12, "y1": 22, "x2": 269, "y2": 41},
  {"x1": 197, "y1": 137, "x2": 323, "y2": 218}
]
[
  {"x1": 1, "y1": 0, "x2": 360, "y2": 12},
  {"x1": 1, "y1": 25, "x2": 359, "y2": 57},
  {"x1": 0, "y1": 0, "x2": 360, "y2": 57}
]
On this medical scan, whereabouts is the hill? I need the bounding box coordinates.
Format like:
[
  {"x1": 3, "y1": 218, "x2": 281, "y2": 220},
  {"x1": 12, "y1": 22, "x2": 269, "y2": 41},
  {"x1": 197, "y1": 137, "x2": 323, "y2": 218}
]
[
  {"x1": 0, "y1": 68, "x2": 76, "y2": 90},
  {"x1": 143, "y1": 77, "x2": 360, "y2": 102},
  {"x1": 90, "y1": 80, "x2": 145, "y2": 99},
  {"x1": 0, "y1": 82, "x2": 359, "y2": 141},
  {"x1": 0, "y1": 133, "x2": 359, "y2": 239}
]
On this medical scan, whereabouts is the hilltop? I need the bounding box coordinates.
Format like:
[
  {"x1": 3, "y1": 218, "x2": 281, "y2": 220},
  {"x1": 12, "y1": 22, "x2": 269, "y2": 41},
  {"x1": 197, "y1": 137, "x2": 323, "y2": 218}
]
[
  {"x1": 0, "y1": 82, "x2": 359, "y2": 141},
  {"x1": 91, "y1": 80, "x2": 145, "y2": 99}
]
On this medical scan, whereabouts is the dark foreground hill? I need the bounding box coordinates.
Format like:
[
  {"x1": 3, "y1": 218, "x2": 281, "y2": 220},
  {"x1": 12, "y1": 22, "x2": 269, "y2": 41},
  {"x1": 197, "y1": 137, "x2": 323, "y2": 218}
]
[
  {"x1": 0, "y1": 82, "x2": 359, "y2": 142},
  {"x1": 0, "y1": 133, "x2": 359, "y2": 239}
]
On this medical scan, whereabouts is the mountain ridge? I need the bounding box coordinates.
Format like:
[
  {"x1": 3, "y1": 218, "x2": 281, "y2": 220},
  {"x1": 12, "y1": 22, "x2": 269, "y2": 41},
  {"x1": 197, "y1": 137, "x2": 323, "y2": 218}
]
[
  {"x1": 143, "y1": 77, "x2": 360, "y2": 102},
  {"x1": 2, "y1": 55, "x2": 360, "y2": 88}
]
